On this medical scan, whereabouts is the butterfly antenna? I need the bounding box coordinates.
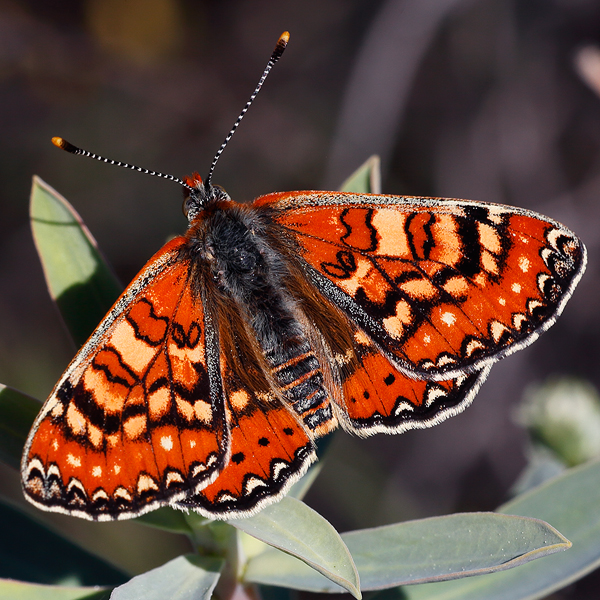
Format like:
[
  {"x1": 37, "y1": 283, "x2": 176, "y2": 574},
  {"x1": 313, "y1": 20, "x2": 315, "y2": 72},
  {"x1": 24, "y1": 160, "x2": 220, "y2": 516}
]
[
  {"x1": 51, "y1": 136, "x2": 196, "y2": 193},
  {"x1": 205, "y1": 31, "x2": 290, "y2": 188}
]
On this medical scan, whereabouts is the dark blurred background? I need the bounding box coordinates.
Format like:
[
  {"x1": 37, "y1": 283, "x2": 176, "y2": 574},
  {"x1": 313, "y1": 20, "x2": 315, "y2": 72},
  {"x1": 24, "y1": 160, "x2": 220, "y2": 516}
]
[{"x1": 1, "y1": 0, "x2": 599, "y2": 596}]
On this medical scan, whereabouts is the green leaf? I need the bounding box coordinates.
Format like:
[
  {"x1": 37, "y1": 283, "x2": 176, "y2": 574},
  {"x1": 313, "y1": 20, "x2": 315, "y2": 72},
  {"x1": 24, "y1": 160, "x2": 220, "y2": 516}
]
[
  {"x1": 349, "y1": 513, "x2": 567, "y2": 588},
  {"x1": 339, "y1": 156, "x2": 381, "y2": 194},
  {"x1": 30, "y1": 176, "x2": 122, "y2": 346},
  {"x1": 400, "y1": 459, "x2": 600, "y2": 599},
  {"x1": 244, "y1": 512, "x2": 569, "y2": 594},
  {"x1": 0, "y1": 579, "x2": 110, "y2": 600},
  {"x1": 232, "y1": 497, "x2": 360, "y2": 598},
  {"x1": 109, "y1": 555, "x2": 223, "y2": 600},
  {"x1": 0, "y1": 384, "x2": 40, "y2": 469}
]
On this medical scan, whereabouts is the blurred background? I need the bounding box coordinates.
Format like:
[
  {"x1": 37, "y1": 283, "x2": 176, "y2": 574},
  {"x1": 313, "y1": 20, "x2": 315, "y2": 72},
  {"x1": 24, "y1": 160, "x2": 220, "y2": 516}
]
[{"x1": 1, "y1": 0, "x2": 599, "y2": 597}]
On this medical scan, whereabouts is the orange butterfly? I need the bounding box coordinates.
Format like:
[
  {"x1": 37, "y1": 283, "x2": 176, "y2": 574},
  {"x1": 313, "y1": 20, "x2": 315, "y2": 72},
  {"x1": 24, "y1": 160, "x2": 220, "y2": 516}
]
[{"x1": 21, "y1": 32, "x2": 586, "y2": 521}]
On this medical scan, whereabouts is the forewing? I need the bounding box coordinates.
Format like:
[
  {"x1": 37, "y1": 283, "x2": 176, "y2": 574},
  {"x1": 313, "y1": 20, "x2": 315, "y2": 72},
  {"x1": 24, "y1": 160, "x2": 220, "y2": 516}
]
[
  {"x1": 260, "y1": 192, "x2": 586, "y2": 378},
  {"x1": 21, "y1": 238, "x2": 228, "y2": 521}
]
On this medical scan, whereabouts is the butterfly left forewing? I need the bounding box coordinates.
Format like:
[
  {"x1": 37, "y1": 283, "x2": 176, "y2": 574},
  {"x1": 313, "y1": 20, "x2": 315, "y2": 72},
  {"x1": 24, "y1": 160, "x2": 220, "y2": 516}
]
[
  {"x1": 22, "y1": 238, "x2": 229, "y2": 520},
  {"x1": 259, "y1": 191, "x2": 586, "y2": 379}
]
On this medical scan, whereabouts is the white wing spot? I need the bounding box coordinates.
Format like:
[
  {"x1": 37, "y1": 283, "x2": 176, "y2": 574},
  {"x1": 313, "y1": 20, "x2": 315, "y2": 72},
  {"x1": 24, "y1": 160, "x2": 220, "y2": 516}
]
[
  {"x1": 137, "y1": 474, "x2": 159, "y2": 493},
  {"x1": 92, "y1": 489, "x2": 109, "y2": 502},
  {"x1": 114, "y1": 486, "x2": 132, "y2": 502},
  {"x1": 426, "y1": 386, "x2": 447, "y2": 406},
  {"x1": 423, "y1": 333, "x2": 431, "y2": 344},
  {"x1": 498, "y1": 297, "x2": 506, "y2": 306},
  {"x1": 512, "y1": 282, "x2": 522, "y2": 293},
  {"x1": 513, "y1": 313, "x2": 528, "y2": 329},
  {"x1": 441, "y1": 311, "x2": 456, "y2": 326},
  {"x1": 437, "y1": 355, "x2": 457, "y2": 367},
  {"x1": 271, "y1": 460, "x2": 289, "y2": 480},
  {"x1": 245, "y1": 476, "x2": 268, "y2": 495},
  {"x1": 114, "y1": 464, "x2": 121, "y2": 474},
  {"x1": 217, "y1": 493, "x2": 237, "y2": 503},
  {"x1": 165, "y1": 471, "x2": 184, "y2": 487},
  {"x1": 490, "y1": 320, "x2": 509, "y2": 343},
  {"x1": 66, "y1": 453, "x2": 81, "y2": 468},
  {"x1": 192, "y1": 463, "x2": 208, "y2": 477},
  {"x1": 190, "y1": 439, "x2": 196, "y2": 448},
  {"x1": 161, "y1": 435, "x2": 173, "y2": 451},
  {"x1": 92, "y1": 466, "x2": 102, "y2": 477},
  {"x1": 465, "y1": 339, "x2": 486, "y2": 357},
  {"x1": 518, "y1": 256, "x2": 530, "y2": 273},
  {"x1": 50, "y1": 399, "x2": 63, "y2": 418}
]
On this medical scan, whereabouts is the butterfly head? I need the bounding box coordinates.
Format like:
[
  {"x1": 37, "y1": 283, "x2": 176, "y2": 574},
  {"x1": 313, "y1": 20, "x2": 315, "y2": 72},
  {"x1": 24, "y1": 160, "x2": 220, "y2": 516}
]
[{"x1": 182, "y1": 172, "x2": 231, "y2": 221}]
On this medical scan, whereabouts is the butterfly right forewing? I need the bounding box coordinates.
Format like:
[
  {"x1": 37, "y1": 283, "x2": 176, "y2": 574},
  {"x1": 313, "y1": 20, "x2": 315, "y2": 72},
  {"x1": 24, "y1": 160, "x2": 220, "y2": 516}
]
[{"x1": 259, "y1": 191, "x2": 586, "y2": 379}]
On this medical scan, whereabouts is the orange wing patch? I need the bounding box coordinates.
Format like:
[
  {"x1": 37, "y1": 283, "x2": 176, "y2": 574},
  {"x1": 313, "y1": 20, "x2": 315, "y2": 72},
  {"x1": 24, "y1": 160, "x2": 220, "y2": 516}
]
[{"x1": 22, "y1": 238, "x2": 228, "y2": 520}]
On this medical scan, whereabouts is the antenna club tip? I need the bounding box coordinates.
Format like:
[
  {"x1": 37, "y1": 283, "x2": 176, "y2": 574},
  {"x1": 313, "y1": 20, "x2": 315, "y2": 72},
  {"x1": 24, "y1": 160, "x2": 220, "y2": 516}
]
[
  {"x1": 52, "y1": 137, "x2": 77, "y2": 153},
  {"x1": 274, "y1": 31, "x2": 290, "y2": 56}
]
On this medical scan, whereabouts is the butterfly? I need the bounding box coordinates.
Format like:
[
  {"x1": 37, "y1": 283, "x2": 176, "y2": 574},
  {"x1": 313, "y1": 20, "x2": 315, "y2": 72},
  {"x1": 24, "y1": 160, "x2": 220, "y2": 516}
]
[{"x1": 21, "y1": 32, "x2": 586, "y2": 521}]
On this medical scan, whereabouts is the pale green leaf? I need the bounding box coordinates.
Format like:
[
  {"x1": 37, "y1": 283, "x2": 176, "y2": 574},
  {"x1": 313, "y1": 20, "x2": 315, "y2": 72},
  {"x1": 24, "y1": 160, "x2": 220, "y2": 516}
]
[
  {"x1": 401, "y1": 460, "x2": 600, "y2": 599},
  {"x1": 339, "y1": 156, "x2": 381, "y2": 194},
  {"x1": 231, "y1": 497, "x2": 360, "y2": 598},
  {"x1": 0, "y1": 579, "x2": 109, "y2": 600},
  {"x1": 287, "y1": 462, "x2": 323, "y2": 501},
  {"x1": 134, "y1": 507, "x2": 193, "y2": 535},
  {"x1": 30, "y1": 176, "x2": 122, "y2": 346},
  {"x1": 244, "y1": 512, "x2": 568, "y2": 593},
  {"x1": 109, "y1": 555, "x2": 223, "y2": 600}
]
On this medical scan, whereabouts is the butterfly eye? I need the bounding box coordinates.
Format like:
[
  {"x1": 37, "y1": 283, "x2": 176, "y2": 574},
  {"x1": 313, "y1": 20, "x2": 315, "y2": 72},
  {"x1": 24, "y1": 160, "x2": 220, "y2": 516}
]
[
  {"x1": 211, "y1": 185, "x2": 230, "y2": 201},
  {"x1": 182, "y1": 195, "x2": 194, "y2": 217}
]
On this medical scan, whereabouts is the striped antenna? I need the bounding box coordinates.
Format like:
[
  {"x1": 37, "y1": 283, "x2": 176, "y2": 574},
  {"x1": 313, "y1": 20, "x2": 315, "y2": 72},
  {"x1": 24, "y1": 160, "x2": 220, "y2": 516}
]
[
  {"x1": 51, "y1": 137, "x2": 195, "y2": 193},
  {"x1": 51, "y1": 32, "x2": 290, "y2": 195},
  {"x1": 205, "y1": 31, "x2": 290, "y2": 188}
]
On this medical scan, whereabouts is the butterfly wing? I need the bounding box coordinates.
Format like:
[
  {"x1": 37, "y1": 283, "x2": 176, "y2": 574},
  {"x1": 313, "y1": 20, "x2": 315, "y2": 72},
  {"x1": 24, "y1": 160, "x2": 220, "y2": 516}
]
[
  {"x1": 21, "y1": 238, "x2": 229, "y2": 521},
  {"x1": 258, "y1": 192, "x2": 586, "y2": 379},
  {"x1": 335, "y1": 319, "x2": 491, "y2": 436},
  {"x1": 176, "y1": 352, "x2": 317, "y2": 518}
]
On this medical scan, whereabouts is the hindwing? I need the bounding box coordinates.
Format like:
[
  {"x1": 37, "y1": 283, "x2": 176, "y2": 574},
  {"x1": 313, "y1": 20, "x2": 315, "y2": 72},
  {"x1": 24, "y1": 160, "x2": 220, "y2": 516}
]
[{"x1": 176, "y1": 348, "x2": 317, "y2": 518}]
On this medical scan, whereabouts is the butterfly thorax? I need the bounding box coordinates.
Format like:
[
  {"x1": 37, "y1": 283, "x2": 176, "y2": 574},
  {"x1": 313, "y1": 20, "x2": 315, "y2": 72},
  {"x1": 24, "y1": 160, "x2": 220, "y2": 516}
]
[{"x1": 184, "y1": 201, "x2": 336, "y2": 435}]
